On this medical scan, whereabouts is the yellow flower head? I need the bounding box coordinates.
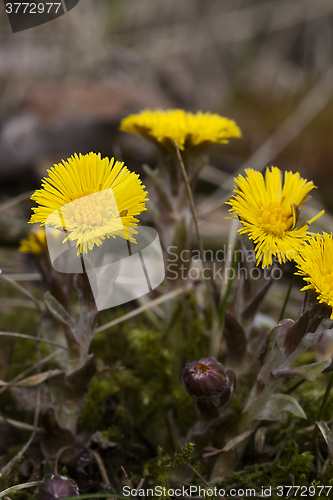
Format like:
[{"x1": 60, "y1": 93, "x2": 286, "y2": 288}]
[
  {"x1": 227, "y1": 167, "x2": 324, "y2": 268},
  {"x1": 295, "y1": 233, "x2": 333, "y2": 318},
  {"x1": 19, "y1": 227, "x2": 47, "y2": 254},
  {"x1": 120, "y1": 109, "x2": 241, "y2": 151},
  {"x1": 29, "y1": 152, "x2": 148, "y2": 254}
]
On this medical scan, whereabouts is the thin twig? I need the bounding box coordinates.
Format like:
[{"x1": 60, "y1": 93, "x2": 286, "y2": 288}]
[
  {"x1": 0, "y1": 332, "x2": 67, "y2": 349},
  {"x1": 0, "y1": 273, "x2": 43, "y2": 312},
  {"x1": 55, "y1": 446, "x2": 75, "y2": 475},
  {"x1": 95, "y1": 286, "x2": 187, "y2": 333},
  {"x1": 187, "y1": 464, "x2": 211, "y2": 488},
  {"x1": 90, "y1": 449, "x2": 111, "y2": 486}
]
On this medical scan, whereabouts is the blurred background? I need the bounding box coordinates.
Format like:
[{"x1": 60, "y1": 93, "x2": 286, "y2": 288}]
[{"x1": 1, "y1": 0, "x2": 333, "y2": 269}]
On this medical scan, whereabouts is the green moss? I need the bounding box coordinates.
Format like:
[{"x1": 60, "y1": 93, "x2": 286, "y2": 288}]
[
  {"x1": 277, "y1": 440, "x2": 314, "y2": 477},
  {"x1": 209, "y1": 439, "x2": 317, "y2": 499},
  {"x1": 143, "y1": 443, "x2": 195, "y2": 485},
  {"x1": 101, "y1": 426, "x2": 121, "y2": 442},
  {"x1": 116, "y1": 404, "x2": 134, "y2": 428},
  {"x1": 171, "y1": 385, "x2": 196, "y2": 435},
  {"x1": 78, "y1": 376, "x2": 114, "y2": 430}
]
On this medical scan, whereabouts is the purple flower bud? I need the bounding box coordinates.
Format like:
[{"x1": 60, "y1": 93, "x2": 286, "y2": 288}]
[
  {"x1": 182, "y1": 357, "x2": 235, "y2": 410},
  {"x1": 36, "y1": 474, "x2": 79, "y2": 500}
]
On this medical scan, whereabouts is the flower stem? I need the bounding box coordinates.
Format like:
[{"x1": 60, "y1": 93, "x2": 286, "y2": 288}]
[
  {"x1": 174, "y1": 143, "x2": 217, "y2": 322},
  {"x1": 278, "y1": 274, "x2": 294, "y2": 321}
]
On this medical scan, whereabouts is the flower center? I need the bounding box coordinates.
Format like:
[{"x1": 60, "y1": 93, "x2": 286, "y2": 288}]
[
  {"x1": 322, "y1": 272, "x2": 333, "y2": 296},
  {"x1": 74, "y1": 194, "x2": 112, "y2": 227},
  {"x1": 260, "y1": 202, "x2": 292, "y2": 235},
  {"x1": 197, "y1": 362, "x2": 210, "y2": 373},
  {"x1": 61, "y1": 190, "x2": 119, "y2": 230}
]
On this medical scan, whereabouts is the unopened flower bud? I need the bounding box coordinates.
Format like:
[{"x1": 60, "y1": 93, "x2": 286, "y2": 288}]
[
  {"x1": 35, "y1": 474, "x2": 79, "y2": 500},
  {"x1": 182, "y1": 357, "x2": 235, "y2": 411}
]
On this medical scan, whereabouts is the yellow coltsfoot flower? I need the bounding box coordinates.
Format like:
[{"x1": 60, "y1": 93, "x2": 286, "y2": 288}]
[
  {"x1": 227, "y1": 166, "x2": 324, "y2": 268},
  {"x1": 120, "y1": 108, "x2": 241, "y2": 151},
  {"x1": 295, "y1": 233, "x2": 333, "y2": 318},
  {"x1": 29, "y1": 152, "x2": 148, "y2": 255},
  {"x1": 19, "y1": 227, "x2": 47, "y2": 254}
]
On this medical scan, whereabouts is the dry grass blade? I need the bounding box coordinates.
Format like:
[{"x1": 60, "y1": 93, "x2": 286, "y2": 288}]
[
  {"x1": 0, "y1": 369, "x2": 63, "y2": 387},
  {"x1": 0, "y1": 348, "x2": 65, "y2": 396},
  {"x1": 317, "y1": 421, "x2": 333, "y2": 457},
  {"x1": 0, "y1": 273, "x2": 43, "y2": 312},
  {"x1": 203, "y1": 429, "x2": 253, "y2": 458},
  {"x1": 0, "y1": 331, "x2": 67, "y2": 349},
  {"x1": 95, "y1": 286, "x2": 187, "y2": 333},
  {"x1": 2, "y1": 274, "x2": 41, "y2": 282},
  {"x1": 0, "y1": 191, "x2": 32, "y2": 215},
  {"x1": 0, "y1": 481, "x2": 40, "y2": 498},
  {"x1": 0, "y1": 416, "x2": 44, "y2": 434}
]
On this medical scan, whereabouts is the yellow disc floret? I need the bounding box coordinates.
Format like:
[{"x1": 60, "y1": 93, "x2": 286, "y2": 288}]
[{"x1": 259, "y1": 201, "x2": 294, "y2": 235}]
